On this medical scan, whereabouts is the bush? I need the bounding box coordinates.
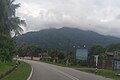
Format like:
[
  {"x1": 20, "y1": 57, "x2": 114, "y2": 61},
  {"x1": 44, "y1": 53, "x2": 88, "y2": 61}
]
[
  {"x1": 76, "y1": 60, "x2": 88, "y2": 66},
  {"x1": 0, "y1": 34, "x2": 16, "y2": 62}
]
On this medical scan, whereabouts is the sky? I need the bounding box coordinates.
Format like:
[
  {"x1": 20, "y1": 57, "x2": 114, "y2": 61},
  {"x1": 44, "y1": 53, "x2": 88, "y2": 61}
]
[{"x1": 16, "y1": 0, "x2": 120, "y2": 38}]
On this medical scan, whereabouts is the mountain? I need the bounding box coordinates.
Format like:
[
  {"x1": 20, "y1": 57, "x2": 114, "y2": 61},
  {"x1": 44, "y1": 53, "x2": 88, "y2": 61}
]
[{"x1": 17, "y1": 27, "x2": 120, "y2": 51}]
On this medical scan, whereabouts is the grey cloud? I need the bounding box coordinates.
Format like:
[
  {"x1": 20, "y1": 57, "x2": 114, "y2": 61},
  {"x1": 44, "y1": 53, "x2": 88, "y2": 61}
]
[
  {"x1": 116, "y1": 15, "x2": 120, "y2": 19},
  {"x1": 16, "y1": 0, "x2": 120, "y2": 38}
]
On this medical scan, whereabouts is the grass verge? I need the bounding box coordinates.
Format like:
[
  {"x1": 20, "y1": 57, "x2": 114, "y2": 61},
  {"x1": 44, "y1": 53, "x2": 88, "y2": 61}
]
[
  {"x1": 76, "y1": 68, "x2": 120, "y2": 80},
  {"x1": 1, "y1": 61, "x2": 31, "y2": 80},
  {"x1": 42, "y1": 61, "x2": 86, "y2": 68},
  {"x1": 0, "y1": 61, "x2": 16, "y2": 74}
]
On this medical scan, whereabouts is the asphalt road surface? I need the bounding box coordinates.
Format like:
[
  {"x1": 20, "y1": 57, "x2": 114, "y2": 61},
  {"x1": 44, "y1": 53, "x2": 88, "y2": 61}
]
[{"x1": 24, "y1": 60, "x2": 112, "y2": 80}]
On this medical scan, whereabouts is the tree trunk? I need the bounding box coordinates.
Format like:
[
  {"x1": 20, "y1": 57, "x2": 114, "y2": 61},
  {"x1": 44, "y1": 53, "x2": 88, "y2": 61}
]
[{"x1": 31, "y1": 56, "x2": 33, "y2": 60}]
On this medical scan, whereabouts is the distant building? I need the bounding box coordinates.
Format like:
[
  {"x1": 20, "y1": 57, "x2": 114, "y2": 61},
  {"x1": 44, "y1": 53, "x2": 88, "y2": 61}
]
[
  {"x1": 114, "y1": 60, "x2": 120, "y2": 70},
  {"x1": 107, "y1": 52, "x2": 114, "y2": 60},
  {"x1": 102, "y1": 52, "x2": 115, "y2": 69},
  {"x1": 76, "y1": 49, "x2": 88, "y2": 60},
  {"x1": 104, "y1": 52, "x2": 120, "y2": 70}
]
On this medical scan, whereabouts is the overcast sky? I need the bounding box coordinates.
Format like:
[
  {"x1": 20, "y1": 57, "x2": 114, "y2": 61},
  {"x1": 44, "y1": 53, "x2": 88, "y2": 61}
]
[{"x1": 16, "y1": 0, "x2": 120, "y2": 38}]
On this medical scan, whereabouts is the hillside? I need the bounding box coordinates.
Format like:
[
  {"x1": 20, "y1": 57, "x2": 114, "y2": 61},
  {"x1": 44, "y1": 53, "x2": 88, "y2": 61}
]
[{"x1": 17, "y1": 27, "x2": 120, "y2": 51}]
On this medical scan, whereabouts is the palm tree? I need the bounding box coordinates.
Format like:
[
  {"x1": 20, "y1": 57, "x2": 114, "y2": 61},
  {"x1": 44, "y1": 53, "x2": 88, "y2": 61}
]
[
  {"x1": 0, "y1": 0, "x2": 26, "y2": 61},
  {"x1": 0, "y1": 0, "x2": 26, "y2": 36},
  {"x1": 7, "y1": 0, "x2": 26, "y2": 36},
  {"x1": 0, "y1": 0, "x2": 9, "y2": 34}
]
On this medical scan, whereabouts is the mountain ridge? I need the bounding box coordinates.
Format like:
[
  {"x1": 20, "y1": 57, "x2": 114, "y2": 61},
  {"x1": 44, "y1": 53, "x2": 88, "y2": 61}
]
[{"x1": 17, "y1": 27, "x2": 120, "y2": 51}]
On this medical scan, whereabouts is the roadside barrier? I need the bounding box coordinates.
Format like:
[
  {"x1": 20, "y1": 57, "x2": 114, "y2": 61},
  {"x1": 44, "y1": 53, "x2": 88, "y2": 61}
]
[{"x1": 0, "y1": 66, "x2": 16, "y2": 79}]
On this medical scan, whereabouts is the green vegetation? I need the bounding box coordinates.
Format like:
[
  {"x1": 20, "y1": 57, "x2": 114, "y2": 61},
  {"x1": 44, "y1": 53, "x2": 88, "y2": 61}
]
[
  {"x1": 1, "y1": 61, "x2": 31, "y2": 80},
  {"x1": 77, "y1": 68, "x2": 120, "y2": 80},
  {"x1": 0, "y1": 0, "x2": 26, "y2": 62},
  {"x1": 89, "y1": 44, "x2": 105, "y2": 55},
  {"x1": 18, "y1": 44, "x2": 42, "y2": 57},
  {"x1": 0, "y1": 61, "x2": 16, "y2": 74},
  {"x1": 0, "y1": 34, "x2": 16, "y2": 62},
  {"x1": 0, "y1": 0, "x2": 31, "y2": 79},
  {"x1": 43, "y1": 60, "x2": 87, "y2": 68},
  {"x1": 107, "y1": 43, "x2": 120, "y2": 52}
]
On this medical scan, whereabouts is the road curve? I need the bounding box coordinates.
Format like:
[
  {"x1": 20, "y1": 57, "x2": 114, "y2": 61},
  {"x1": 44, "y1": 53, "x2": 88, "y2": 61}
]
[{"x1": 24, "y1": 60, "x2": 112, "y2": 80}]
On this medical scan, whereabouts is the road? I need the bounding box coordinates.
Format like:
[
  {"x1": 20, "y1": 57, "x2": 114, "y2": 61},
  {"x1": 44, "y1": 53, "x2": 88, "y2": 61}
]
[{"x1": 24, "y1": 60, "x2": 112, "y2": 80}]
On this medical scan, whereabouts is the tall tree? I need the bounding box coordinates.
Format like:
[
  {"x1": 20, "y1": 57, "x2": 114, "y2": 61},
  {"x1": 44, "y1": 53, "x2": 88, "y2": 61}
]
[
  {"x1": 0, "y1": 34, "x2": 15, "y2": 61},
  {"x1": 0, "y1": 0, "x2": 25, "y2": 61},
  {"x1": 0, "y1": 0, "x2": 26, "y2": 36},
  {"x1": 7, "y1": 0, "x2": 26, "y2": 36},
  {"x1": 0, "y1": 0, "x2": 9, "y2": 34}
]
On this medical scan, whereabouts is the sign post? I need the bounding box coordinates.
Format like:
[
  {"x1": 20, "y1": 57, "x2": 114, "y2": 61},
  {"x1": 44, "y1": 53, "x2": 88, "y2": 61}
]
[{"x1": 94, "y1": 55, "x2": 99, "y2": 73}]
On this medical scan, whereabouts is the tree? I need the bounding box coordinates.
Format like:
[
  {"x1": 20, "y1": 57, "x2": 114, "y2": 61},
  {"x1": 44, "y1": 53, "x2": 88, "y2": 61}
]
[
  {"x1": 0, "y1": 0, "x2": 25, "y2": 61},
  {"x1": 88, "y1": 45, "x2": 107, "y2": 68},
  {"x1": 0, "y1": 34, "x2": 15, "y2": 62},
  {"x1": 64, "y1": 51, "x2": 74, "y2": 65},
  {"x1": 107, "y1": 43, "x2": 120, "y2": 52},
  {"x1": 18, "y1": 44, "x2": 28, "y2": 57},
  {"x1": 7, "y1": 0, "x2": 26, "y2": 36},
  {"x1": 0, "y1": 0, "x2": 9, "y2": 34},
  {"x1": 9, "y1": 0, "x2": 26, "y2": 36},
  {"x1": 89, "y1": 44, "x2": 105, "y2": 55},
  {"x1": 18, "y1": 44, "x2": 41, "y2": 59},
  {"x1": 48, "y1": 49, "x2": 59, "y2": 62},
  {"x1": 0, "y1": 0, "x2": 26, "y2": 35},
  {"x1": 27, "y1": 45, "x2": 37, "y2": 57},
  {"x1": 58, "y1": 52, "x2": 65, "y2": 60}
]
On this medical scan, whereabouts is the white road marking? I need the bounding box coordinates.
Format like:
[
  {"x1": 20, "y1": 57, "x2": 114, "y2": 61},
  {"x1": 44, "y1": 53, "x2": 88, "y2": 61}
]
[
  {"x1": 51, "y1": 67, "x2": 79, "y2": 80},
  {"x1": 27, "y1": 64, "x2": 33, "y2": 80},
  {"x1": 18, "y1": 59, "x2": 33, "y2": 80}
]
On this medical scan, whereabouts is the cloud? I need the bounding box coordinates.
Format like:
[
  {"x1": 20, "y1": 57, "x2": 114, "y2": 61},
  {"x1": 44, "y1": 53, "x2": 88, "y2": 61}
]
[{"x1": 16, "y1": 0, "x2": 120, "y2": 38}]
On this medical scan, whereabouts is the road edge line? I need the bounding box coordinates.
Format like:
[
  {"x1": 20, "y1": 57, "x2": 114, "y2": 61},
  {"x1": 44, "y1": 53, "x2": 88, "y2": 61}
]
[{"x1": 27, "y1": 65, "x2": 33, "y2": 80}]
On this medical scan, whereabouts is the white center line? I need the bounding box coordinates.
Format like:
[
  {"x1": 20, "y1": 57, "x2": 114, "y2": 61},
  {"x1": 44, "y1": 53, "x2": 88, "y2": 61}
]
[{"x1": 51, "y1": 67, "x2": 79, "y2": 80}]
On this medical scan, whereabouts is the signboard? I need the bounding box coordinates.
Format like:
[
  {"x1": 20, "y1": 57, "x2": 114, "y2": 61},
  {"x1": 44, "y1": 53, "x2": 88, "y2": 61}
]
[
  {"x1": 94, "y1": 55, "x2": 99, "y2": 66},
  {"x1": 76, "y1": 49, "x2": 88, "y2": 60},
  {"x1": 94, "y1": 55, "x2": 99, "y2": 73}
]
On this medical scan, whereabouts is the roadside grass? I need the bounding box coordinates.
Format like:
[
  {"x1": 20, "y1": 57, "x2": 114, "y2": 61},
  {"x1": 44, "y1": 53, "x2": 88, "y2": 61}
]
[
  {"x1": 0, "y1": 61, "x2": 16, "y2": 74},
  {"x1": 1, "y1": 61, "x2": 31, "y2": 80},
  {"x1": 76, "y1": 68, "x2": 120, "y2": 80},
  {"x1": 45, "y1": 61, "x2": 69, "y2": 67},
  {"x1": 43, "y1": 61, "x2": 86, "y2": 68}
]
